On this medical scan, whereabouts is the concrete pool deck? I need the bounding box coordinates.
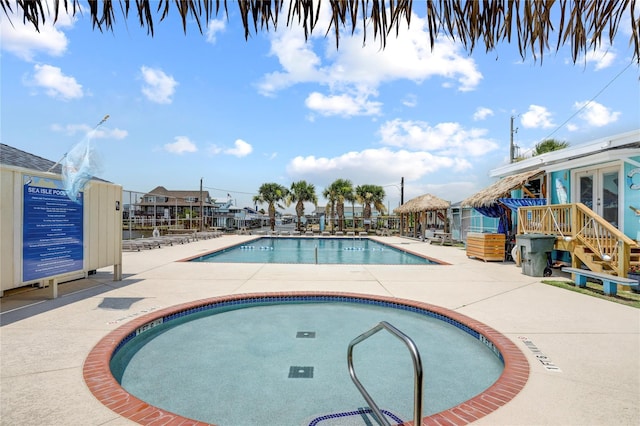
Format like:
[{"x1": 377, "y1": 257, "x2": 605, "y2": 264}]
[{"x1": 1, "y1": 235, "x2": 638, "y2": 425}]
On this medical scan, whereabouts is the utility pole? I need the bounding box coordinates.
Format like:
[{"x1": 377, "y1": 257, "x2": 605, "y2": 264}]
[
  {"x1": 509, "y1": 116, "x2": 514, "y2": 163},
  {"x1": 200, "y1": 178, "x2": 204, "y2": 231},
  {"x1": 400, "y1": 177, "x2": 405, "y2": 236},
  {"x1": 509, "y1": 115, "x2": 518, "y2": 163}
]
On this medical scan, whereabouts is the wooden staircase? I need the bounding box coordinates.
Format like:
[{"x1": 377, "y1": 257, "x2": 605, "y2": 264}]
[
  {"x1": 572, "y1": 245, "x2": 640, "y2": 275},
  {"x1": 517, "y1": 203, "x2": 639, "y2": 278}
]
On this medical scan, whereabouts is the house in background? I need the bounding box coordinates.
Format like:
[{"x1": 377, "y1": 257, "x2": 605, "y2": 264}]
[
  {"x1": 212, "y1": 197, "x2": 265, "y2": 230},
  {"x1": 130, "y1": 186, "x2": 217, "y2": 229},
  {"x1": 126, "y1": 188, "x2": 265, "y2": 231}
]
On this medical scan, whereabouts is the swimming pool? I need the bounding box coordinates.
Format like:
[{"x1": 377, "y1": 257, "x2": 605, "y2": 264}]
[
  {"x1": 189, "y1": 237, "x2": 439, "y2": 265},
  {"x1": 85, "y1": 292, "x2": 529, "y2": 425}
]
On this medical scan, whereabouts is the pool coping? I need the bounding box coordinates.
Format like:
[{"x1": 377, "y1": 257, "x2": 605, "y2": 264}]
[
  {"x1": 83, "y1": 291, "x2": 529, "y2": 426},
  {"x1": 177, "y1": 236, "x2": 450, "y2": 265}
]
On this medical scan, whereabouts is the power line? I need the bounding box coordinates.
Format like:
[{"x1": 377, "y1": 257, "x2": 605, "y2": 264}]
[
  {"x1": 514, "y1": 60, "x2": 635, "y2": 159},
  {"x1": 202, "y1": 185, "x2": 256, "y2": 196},
  {"x1": 541, "y1": 60, "x2": 635, "y2": 142}
]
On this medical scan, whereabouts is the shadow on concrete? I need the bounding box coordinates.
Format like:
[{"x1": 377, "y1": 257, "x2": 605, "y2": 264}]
[{"x1": 0, "y1": 274, "x2": 144, "y2": 326}]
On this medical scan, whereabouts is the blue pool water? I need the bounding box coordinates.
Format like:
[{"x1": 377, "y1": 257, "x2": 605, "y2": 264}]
[
  {"x1": 190, "y1": 237, "x2": 438, "y2": 265},
  {"x1": 111, "y1": 297, "x2": 504, "y2": 425}
]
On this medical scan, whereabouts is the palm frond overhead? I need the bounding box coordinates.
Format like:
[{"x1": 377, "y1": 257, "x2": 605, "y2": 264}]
[{"x1": 3, "y1": 0, "x2": 638, "y2": 63}]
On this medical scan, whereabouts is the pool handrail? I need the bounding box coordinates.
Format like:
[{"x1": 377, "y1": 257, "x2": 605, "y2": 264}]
[{"x1": 347, "y1": 321, "x2": 423, "y2": 426}]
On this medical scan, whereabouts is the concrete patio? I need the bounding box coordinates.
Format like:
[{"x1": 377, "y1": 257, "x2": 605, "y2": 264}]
[{"x1": 1, "y1": 235, "x2": 638, "y2": 425}]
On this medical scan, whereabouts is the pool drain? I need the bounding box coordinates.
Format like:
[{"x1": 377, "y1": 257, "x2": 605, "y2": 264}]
[
  {"x1": 296, "y1": 331, "x2": 316, "y2": 338},
  {"x1": 289, "y1": 366, "x2": 314, "y2": 378}
]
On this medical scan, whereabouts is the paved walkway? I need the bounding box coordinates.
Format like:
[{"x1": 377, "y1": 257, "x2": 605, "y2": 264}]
[{"x1": 1, "y1": 235, "x2": 638, "y2": 425}]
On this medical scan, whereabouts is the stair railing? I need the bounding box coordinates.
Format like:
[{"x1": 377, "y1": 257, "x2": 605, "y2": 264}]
[{"x1": 517, "y1": 203, "x2": 636, "y2": 276}]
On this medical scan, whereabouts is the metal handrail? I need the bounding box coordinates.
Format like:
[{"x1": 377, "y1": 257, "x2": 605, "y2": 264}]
[{"x1": 347, "y1": 321, "x2": 423, "y2": 426}]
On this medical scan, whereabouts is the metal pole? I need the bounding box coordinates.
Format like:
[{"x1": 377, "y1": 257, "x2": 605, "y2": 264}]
[
  {"x1": 200, "y1": 178, "x2": 204, "y2": 231},
  {"x1": 510, "y1": 115, "x2": 514, "y2": 163},
  {"x1": 128, "y1": 191, "x2": 132, "y2": 239},
  {"x1": 400, "y1": 177, "x2": 404, "y2": 235}
]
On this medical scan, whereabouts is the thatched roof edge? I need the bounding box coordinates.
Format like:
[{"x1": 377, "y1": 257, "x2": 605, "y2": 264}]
[
  {"x1": 462, "y1": 169, "x2": 543, "y2": 208},
  {"x1": 394, "y1": 193, "x2": 450, "y2": 214}
]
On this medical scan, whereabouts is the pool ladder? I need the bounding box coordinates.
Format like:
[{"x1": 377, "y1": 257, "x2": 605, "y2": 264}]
[{"x1": 347, "y1": 321, "x2": 423, "y2": 426}]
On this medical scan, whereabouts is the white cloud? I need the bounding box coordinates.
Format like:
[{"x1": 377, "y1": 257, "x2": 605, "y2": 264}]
[
  {"x1": 583, "y1": 43, "x2": 616, "y2": 70},
  {"x1": 0, "y1": 5, "x2": 73, "y2": 61},
  {"x1": 256, "y1": 29, "x2": 325, "y2": 96},
  {"x1": 473, "y1": 107, "x2": 494, "y2": 121},
  {"x1": 206, "y1": 19, "x2": 226, "y2": 44},
  {"x1": 28, "y1": 64, "x2": 83, "y2": 100},
  {"x1": 140, "y1": 66, "x2": 178, "y2": 104},
  {"x1": 378, "y1": 120, "x2": 499, "y2": 156},
  {"x1": 287, "y1": 147, "x2": 472, "y2": 187},
  {"x1": 164, "y1": 136, "x2": 197, "y2": 154},
  {"x1": 402, "y1": 94, "x2": 418, "y2": 107},
  {"x1": 256, "y1": 6, "x2": 482, "y2": 116},
  {"x1": 520, "y1": 105, "x2": 555, "y2": 128},
  {"x1": 98, "y1": 128, "x2": 128, "y2": 139},
  {"x1": 574, "y1": 100, "x2": 621, "y2": 127},
  {"x1": 305, "y1": 92, "x2": 382, "y2": 116},
  {"x1": 51, "y1": 123, "x2": 127, "y2": 139},
  {"x1": 224, "y1": 139, "x2": 253, "y2": 157},
  {"x1": 405, "y1": 181, "x2": 480, "y2": 205},
  {"x1": 208, "y1": 145, "x2": 223, "y2": 155},
  {"x1": 264, "y1": 152, "x2": 278, "y2": 160}
]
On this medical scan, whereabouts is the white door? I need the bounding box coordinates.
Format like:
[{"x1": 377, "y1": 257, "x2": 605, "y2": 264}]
[{"x1": 575, "y1": 166, "x2": 620, "y2": 228}]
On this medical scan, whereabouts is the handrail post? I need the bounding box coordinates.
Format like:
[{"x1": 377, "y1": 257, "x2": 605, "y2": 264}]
[{"x1": 347, "y1": 321, "x2": 423, "y2": 426}]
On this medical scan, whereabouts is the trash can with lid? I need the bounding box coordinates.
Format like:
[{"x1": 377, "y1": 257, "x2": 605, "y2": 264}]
[{"x1": 516, "y1": 234, "x2": 557, "y2": 277}]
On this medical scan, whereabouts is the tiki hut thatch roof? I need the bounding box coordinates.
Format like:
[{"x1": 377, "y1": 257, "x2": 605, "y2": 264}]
[
  {"x1": 462, "y1": 169, "x2": 543, "y2": 208},
  {"x1": 395, "y1": 194, "x2": 450, "y2": 214}
]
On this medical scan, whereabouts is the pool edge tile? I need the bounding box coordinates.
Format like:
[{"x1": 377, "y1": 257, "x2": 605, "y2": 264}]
[{"x1": 84, "y1": 291, "x2": 529, "y2": 426}]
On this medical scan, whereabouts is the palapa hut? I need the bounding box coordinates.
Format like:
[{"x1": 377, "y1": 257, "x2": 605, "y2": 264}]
[
  {"x1": 462, "y1": 169, "x2": 546, "y2": 236},
  {"x1": 395, "y1": 194, "x2": 450, "y2": 239}
]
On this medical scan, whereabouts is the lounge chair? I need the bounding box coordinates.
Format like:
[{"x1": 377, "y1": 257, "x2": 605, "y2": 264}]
[
  {"x1": 122, "y1": 240, "x2": 143, "y2": 251},
  {"x1": 134, "y1": 238, "x2": 162, "y2": 249}
]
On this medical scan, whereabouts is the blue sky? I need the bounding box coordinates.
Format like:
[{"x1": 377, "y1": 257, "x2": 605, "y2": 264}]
[{"x1": 2, "y1": 2, "x2": 639, "y2": 212}]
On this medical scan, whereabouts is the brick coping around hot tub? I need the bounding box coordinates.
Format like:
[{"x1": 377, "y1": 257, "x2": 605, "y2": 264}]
[{"x1": 83, "y1": 291, "x2": 529, "y2": 426}]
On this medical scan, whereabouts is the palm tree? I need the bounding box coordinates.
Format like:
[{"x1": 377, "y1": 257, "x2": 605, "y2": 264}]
[
  {"x1": 8, "y1": 1, "x2": 638, "y2": 64},
  {"x1": 322, "y1": 185, "x2": 337, "y2": 232},
  {"x1": 533, "y1": 139, "x2": 570, "y2": 156},
  {"x1": 325, "y1": 179, "x2": 353, "y2": 232},
  {"x1": 355, "y1": 184, "x2": 387, "y2": 232},
  {"x1": 253, "y1": 183, "x2": 289, "y2": 231},
  {"x1": 288, "y1": 180, "x2": 317, "y2": 232},
  {"x1": 345, "y1": 189, "x2": 357, "y2": 231}
]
